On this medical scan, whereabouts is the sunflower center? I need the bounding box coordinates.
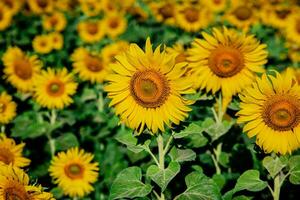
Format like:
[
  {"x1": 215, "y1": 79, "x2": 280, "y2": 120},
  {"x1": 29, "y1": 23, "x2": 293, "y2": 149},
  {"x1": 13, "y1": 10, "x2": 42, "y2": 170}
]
[
  {"x1": 275, "y1": 10, "x2": 290, "y2": 19},
  {"x1": 0, "y1": 148, "x2": 14, "y2": 165},
  {"x1": 4, "y1": 185, "x2": 29, "y2": 200},
  {"x1": 184, "y1": 8, "x2": 199, "y2": 23},
  {"x1": 64, "y1": 163, "x2": 84, "y2": 179},
  {"x1": 159, "y1": 4, "x2": 174, "y2": 19},
  {"x1": 50, "y1": 17, "x2": 58, "y2": 27},
  {"x1": 3, "y1": 0, "x2": 13, "y2": 8},
  {"x1": 208, "y1": 47, "x2": 244, "y2": 78},
  {"x1": 130, "y1": 70, "x2": 170, "y2": 108},
  {"x1": 47, "y1": 81, "x2": 65, "y2": 97},
  {"x1": 0, "y1": 102, "x2": 6, "y2": 113},
  {"x1": 86, "y1": 55, "x2": 103, "y2": 72},
  {"x1": 213, "y1": 0, "x2": 222, "y2": 4},
  {"x1": 233, "y1": 6, "x2": 252, "y2": 20},
  {"x1": 87, "y1": 23, "x2": 98, "y2": 35},
  {"x1": 296, "y1": 19, "x2": 300, "y2": 34},
  {"x1": 0, "y1": 11, "x2": 3, "y2": 20},
  {"x1": 37, "y1": 0, "x2": 48, "y2": 8},
  {"x1": 13, "y1": 59, "x2": 33, "y2": 80},
  {"x1": 262, "y1": 96, "x2": 300, "y2": 131},
  {"x1": 109, "y1": 18, "x2": 119, "y2": 29}
]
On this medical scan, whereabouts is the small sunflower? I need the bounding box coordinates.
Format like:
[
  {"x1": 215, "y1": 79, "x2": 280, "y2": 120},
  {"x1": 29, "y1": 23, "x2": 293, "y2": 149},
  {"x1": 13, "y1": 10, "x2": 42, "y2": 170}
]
[
  {"x1": 0, "y1": 134, "x2": 30, "y2": 167},
  {"x1": 34, "y1": 68, "x2": 78, "y2": 109},
  {"x1": 77, "y1": 20, "x2": 104, "y2": 43},
  {"x1": 104, "y1": 38, "x2": 195, "y2": 133},
  {"x1": 237, "y1": 72, "x2": 300, "y2": 155},
  {"x1": 187, "y1": 27, "x2": 268, "y2": 98},
  {"x1": 42, "y1": 11, "x2": 67, "y2": 32},
  {"x1": 49, "y1": 147, "x2": 99, "y2": 198},
  {"x1": 101, "y1": 41, "x2": 129, "y2": 65},
  {"x1": 1, "y1": 0, "x2": 24, "y2": 15},
  {"x1": 0, "y1": 4, "x2": 12, "y2": 31},
  {"x1": 260, "y1": 5, "x2": 294, "y2": 29},
  {"x1": 50, "y1": 32, "x2": 64, "y2": 50},
  {"x1": 286, "y1": 14, "x2": 300, "y2": 45},
  {"x1": 0, "y1": 165, "x2": 54, "y2": 200},
  {"x1": 71, "y1": 47, "x2": 107, "y2": 83},
  {"x1": 286, "y1": 42, "x2": 300, "y2": 63},
  {"x1": 0, "y1": 93, "x2": 16, "y2": 124},
  {"x1": 27, "y1": 0, "x2": 53, "y2": 14},
  {"x1": 166, "y1": 43, "x2": 187, "y2": 64},
  {"x1": 149, "y1": 1, "x2": 177, "y2": 25},
  {"x1": 79, "y1": 0, "x2": 102, "y2": 17},
  {"x1": 205, "y1": 0, "x2": 228, "y2": 13},
  {"x1": 32, "y1": 34, "x2": 53, "y2": 54},
  {"x1": 103, "y1": 13, "x2": 127, "y2": 38},
  {"x1": 2, "y1": 47, "x2": 42, "y2": 92}
]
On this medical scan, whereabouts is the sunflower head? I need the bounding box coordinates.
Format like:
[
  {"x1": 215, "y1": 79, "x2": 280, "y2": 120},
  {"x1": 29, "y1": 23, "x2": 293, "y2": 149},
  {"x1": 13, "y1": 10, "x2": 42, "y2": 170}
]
[
  {"x1": 77, "y1": 19, "x2": 104, "y2": 43},
  {"x1": 42, "y1": 11, "x2": 67, "y2": 32},
  {"x1": 0, "y1": 3, "x2": 13, "y2": 31},
  {"x1": 27, "y1": 0, "x2": 53, "y2": 14},
  {"x1": 103, "y1": 13, "x2": 127, "y2": 38},
  {"x1": 33, "y1": 34, "x2": 53, "y2": 54},
  {"x1": 0, "y1": 92, "x2": 17, "y2": 125},
  {"x1": 79, "y1": 0, "x2": 102, "y2": 17}
]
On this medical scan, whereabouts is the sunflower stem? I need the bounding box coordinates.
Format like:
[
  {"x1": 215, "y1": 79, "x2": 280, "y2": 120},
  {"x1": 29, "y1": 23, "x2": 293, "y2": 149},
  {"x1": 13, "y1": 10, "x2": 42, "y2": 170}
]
[
  {"x1": 73, "y1": 196, "x2": 78, "y2": 200},
  {"x1": 218, "y1": 93, "x2": 224, "y2": 121},
  {"x1": 157, "y1": 134, "x2": 165, "y2": 200},
  {"x1": 144, "y1": 147, "x2": 160, "y2": 166},
  {"x1": 97, "y1": 91, "x2": 104, "y2": 112},
  {"x1": 0, "y1": 125, "x2": 5, "y2": 133},
  {"x1": 210, "y1": 151, "x2": 221, "y2": 175},
  {"x1": 273, "y1": 173, "x2": 281, "y2": 200},
  {"x1": 47, "y1": 109, "x2": 57, "y2": 156}
]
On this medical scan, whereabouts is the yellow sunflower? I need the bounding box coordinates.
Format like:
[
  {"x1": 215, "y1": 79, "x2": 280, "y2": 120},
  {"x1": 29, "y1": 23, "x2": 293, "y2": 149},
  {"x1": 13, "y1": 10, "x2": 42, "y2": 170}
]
[
  {"x1": 101, "y1": 41, "x2": 129, "y2": 66},
  {"x1": 27, "y1": 0, "x2": 53, "y2": 14},
  {"x1": 33, "y1": 68, "x2": 78, "y2": 109},
  {"x1": 53, "y1": 0, "x2": 77, "y2": 12},
  {"x1": 237, "y1": 72, "x2": 300, "y2": 155},
  {"x1": 0, "y1": 165, "x2": 55, "y2": 200},
  {"x1": 286, "y1": 14, "x2": 300, "y2": 45},
  {"x1": 2, "y1": 47, "x2": 42, "y2": 92},
  {"x1": 187, "y1": 27, "x2": 268, "y2": 99},
  {"x1": 0, "y1": 93, "x2": 16, "y2": 124},
  {"x1": 205, "y1": 0, "x2": 228, "y2": 13},
  {"x1": 42, "y1": 11, "x2": 67, "y2": 32},
  {"x1": 32, "y1": 34, "x2": 53, "y2": 54},
  {"x1": 286, "y1": 42, "x2": 300, "y2": 63},
  {"x1": 71, "y1": 47, "x2": 107, "y2": 83},
  {"x1": 104, "y1": 38, "x2": 195, "y2": 133},
  {"x1": 0, "y1": 3, "x2": 12, "y2": 31},
  {"x1": 50, "y1": 32, "x2": 63, "y2": 50},
  {"x1": 0, "y1": 134, "x2": 30, "y2": 167},
  {"x1": 1, "y1": 0, "x2": 24, "y2": 15},
  {"x1": 103, "y1": 13, "x2": 127, "y2": 39},
  {"x1": 260, "y1": 5, "x2": 294, "y2": 29},
  {"x1": 166, "y1": 43, "x2": 187, "y2": 64},
  {"x1": 149, "y1": 1, "x2": 177, "y2": 25},
  {"x1": 77, "y1": 20, "x2": 104, "y2": 43},
  {"x1": 284, "y1": 67, "x2": 300, "y2": 85},
  {"x1": 49, "y1": 147, "x2": 99, "y2": 198},
  {"x1": 79, "y1": 0, "x2": 102, "y2": 17},
  {"x1": 175, "y1": 2, "x2": 213, "y2": 32}
]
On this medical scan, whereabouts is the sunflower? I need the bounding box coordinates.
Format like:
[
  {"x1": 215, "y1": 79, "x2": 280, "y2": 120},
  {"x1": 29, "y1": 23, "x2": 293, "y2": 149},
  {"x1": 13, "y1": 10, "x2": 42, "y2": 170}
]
[
  {"x1": 187, "y1": 27, "x2": 268, "y2": 99},
  {"x1": 0, "y1": 4, "x2": 12, "y2": 31},
  {"x1": 103, "y1": 13, "x2": 127, "y2": 38},
  {"x1": 77, "y1": 20, "x2": 104, "y2": 43},
  {"x1": 166, "y1": 43, "x2": 187, "y2": 64},
  {"x1": 175, "y1": 2, "x2": 212, "y2": 32},
  {"x1": 260, "y1": 5, "x2": 294, "y2": 29},
  {"x1": 149, "y1": 1, "x2": 177, "y2": 25},
  {"x1": 284, "y1": 67, "x2": 300, "y2": 85},
  {"x1": 286, "y1": 42, "x2": 300, "y2": 63},
  {"x1": 50, "y1": 32, "x2": 63, "y2": 50},
  {"x1": 32, "y1": 34, "x2": 53, "y2": 54},
  {"x1": 104, "y1": 38, "x2": 194, "y2": 133},
  {"x1": 2, "y1": 47, "x2": 42, "y2": 92},
  {"x1": 0, "y1": 134, "x2": 30, "y2": 167},
  {"x1": 1, "y1": 0, "x2": 23, "y2": 15},
  {"x1": 0, "y1": 165, "x2": 54, "y2": 200},
  {"x1": 205, "y1": 0, "x2": 228, "y2": 13},
  {"x1": 286, "y1": 14, "x2": 300, "y2": 45},
  {"x1": 79, "y1": 0, "x2": 102, "y2": 17},
  {"x1": 49, "y1": 147, "x2": 99, "y2": 198},
  {"x1": 42, "y1": 11, "x2": 67, "y2": 32},
  {"x1": 33, "y1": 68, "x2": 78, "y2": 109},
  {"x1": 237, "y1": 72, "x2": 300, "y2": 155},
  {"x1": 53, "y1": 0, "x2": 77, "y2": 12},
  {"x1": 71, "y1": 47, "x2": 108, "y2": 83},
  {"x1": 101, "y1": 41, "x2": 129, "y2": 66},
  {"x1": 0, "y1": 93, "x2": 16, "y2": 124},
  {"x1": 27, "y1": 0, "x2": 53, "y2": 14}
]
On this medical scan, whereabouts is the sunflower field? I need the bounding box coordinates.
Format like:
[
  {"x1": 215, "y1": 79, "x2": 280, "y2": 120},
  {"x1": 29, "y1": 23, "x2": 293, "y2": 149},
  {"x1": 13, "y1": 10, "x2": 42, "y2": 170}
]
[{"x1": 1, "y1": 0, "x2": 300, "y2": 200}]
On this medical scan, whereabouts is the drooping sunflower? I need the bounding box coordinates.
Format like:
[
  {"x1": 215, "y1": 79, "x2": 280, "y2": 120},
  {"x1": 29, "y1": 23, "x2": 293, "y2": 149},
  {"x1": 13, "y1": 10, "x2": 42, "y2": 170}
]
[
  {"x1": 49, "y1": 147, "x2": 99, "y2": 198},
  {"x1": 0, "y1": 134, "x2": 30, "y2": 167},
  {"x1": 104, "y1": 38, "x2": 195, "y2": 133},
  {"x1": 205, "y1": 0, "x2": 228, "y2": 13},
  {"x1": 0, "y1": 93, "x2": 16, "y2": 124},
  {"x1": 101, "y1": 41, "x2": 129, "y2": 66},
  {"x1": 77, "y1": 20, "x2": 104, "y2": 43},
  {"x1": 166, "y1": 43, "x2": 187, "y2": 64},
  {"x1": 1, "y1": 0, "x2": 24, "y2": 15},
  {"x1": 237, "y1": 72, "x2": 300, "y2": 155},
  {"x1": 27, "y1": 0, "x2": 53, "y2": 14},
  {"x1": 71, "y1": 47, "x2": 108, "y2": 83},
  {"x1": 0, "y1": 4, "x2": 12, "y2": 31},
  {"x1": 33, "y1": 68, "x2": 78, "y2": 109},
  {"x1": 2, "y1": 47, "x2": 42, "y2": 92},
  {"x1": 79, "y1": 0, "x2": 102, "y2": 17},
  {"x1": 187, "y1": 27, "x2": 268, "y2": 99},
  {"x1": 149, "y1": 1, "x2": 177, "y2": 25},
  {"x1": 32, "y1": 34, "x2": 53, "y2": 54},
  {"x1": 103, "y1": 13, "x2": 127, "y2": 38},
  {"x1": 0, "y1": 165, "x2": 54, "y2": 200},
  {"x1": 42, "y1": 11, "x2": 67, "y2": 32},
  {"x1": 286, "y1": 14, "x2": 300, "y2": 45},
  {"x1": 50, "y1": 32, "x2": 63, "y2": 50}
]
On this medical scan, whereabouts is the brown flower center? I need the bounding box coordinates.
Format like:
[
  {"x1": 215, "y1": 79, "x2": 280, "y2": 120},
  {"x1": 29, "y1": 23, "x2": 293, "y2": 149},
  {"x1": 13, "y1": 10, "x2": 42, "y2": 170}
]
[
  {"x1": 130, "y1": 70, "x2": 170, "y2": 108},
  {"x1": 86, "y1": 22, "x2": 98, "y2": 35},
  {"x1": 208, "y1": 47, "x2": 244, "y2": 77},
  {"x1": 4, "y1": 184, "x2": 29, "y2": 200},
  {"x1": 64, "y1": 163, "x2": 84, "y2": 179},
  {"x1": 109, "y1": 18, "x2": 119, "y2": 29},
  {"x1": 262, "y1": 96, "x2": 300, "y2": 131},
  {"x1": 296, "y1": 19, "x2": 300, "y2": 34},
  {"x1": 85, "y1": 55, "x2": 103, "y2": 72},
  {"x1": 13, "y1": 59, "x2": 33, "y2": 80},
  {"x1": 37, "y1": 0, "x2": 48, "y2": 8},
  {"x1": 0, "y1": 10, "x2": 3, "y2": 21},
  {"x1": 0, "y1": 148, "x2": 14, "y2": 165},
  {"x1": 213, "y1": 0, "x2": 222, "y2": 4},
  {"x1": 275, "y1": 10, "x2": 291, "y2": 19},
  {"x1": 3, "y1": 0, "x2": 13, "y2": 9},
  {"x1": 183, "y1": 7, "x2": 199, "y2": 23},
  {"x1": 47, "y1": 80, "x2": 65, "y2": 97},
  {"x1": 0, "y1": 102, "x2": 6, "y2": 113},
  {"x1": 158, "y1": 3, "x2": 174, "y2": 19},
  {"x1": 50, "y1": 16, "x2": 58, "y2": 27},
  {"x1": 233, "y1": 6, "x2": 252, "y2": 21}
]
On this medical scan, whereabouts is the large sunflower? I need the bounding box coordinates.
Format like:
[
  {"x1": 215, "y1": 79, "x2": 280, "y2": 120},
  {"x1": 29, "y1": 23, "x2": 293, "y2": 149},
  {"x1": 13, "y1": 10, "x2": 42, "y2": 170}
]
[
  {"x1": 0, "y1": 92, "x2": 16, "y2": 124},
  {"x1": 104, "y1": 38, "x2": 194, "y2": 134},
  {"x1": 187, "y1": 27, "x2": 268, "y2": 98},
  {"x1": 0, "y1": 134, "x2": 30, "y2": 167},
  {"x1": 0, "y1": 165, "x2": 54, "y2": 200},
  {"x1": 33, "y1": 68, "x2": 78, "y2": 109},
  {"x1": 237, "y1": 72, "x2": 300, "y2": 155},
  {"x1": 2, "y1": 47, "x2": 42, "y2": 92},
  {"x1": 71, "y1": 47, "x2": 108, "y2": 83},
  {"x1": 49, "y1": 147, "x2": 99, "y2": 198}
]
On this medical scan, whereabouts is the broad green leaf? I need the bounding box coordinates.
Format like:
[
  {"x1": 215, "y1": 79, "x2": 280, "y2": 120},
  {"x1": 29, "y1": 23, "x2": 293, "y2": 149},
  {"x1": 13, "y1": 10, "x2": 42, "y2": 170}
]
[
  {"x1": 202, "y1": 118, "x2": 233, "y2": 142},
  {"x1": 288, "y1": 155, "x2": 300, "y2": 185},
  {"x1": 219, "y1": 152, "x2": 230, "y2": 168},
  {"x1": 233, "y1": 195, "x2": 253, "y2": 200},
  {"x1": 174, "y1": 172, "x2": 222, "y2": 200},
  {"x1": 146, "y1": 162, "x2": 180, "y2": 191},
  {"x1": 55, "y1": 133, "x2": 79, "y2": 151},
  {"x1": 169, "y1": 147, "x2": 196, "y2": 163},
  {"x1": 109, "y1": 167, "x2": 152, "y2": 200},
  {"x1": 262, "y1": 156, "x2": 286, "y2": 178},
  {"x1": 115, "y1": 129, "x2": 144, "y2": 153},
  {"x1": 212, "y1": 174, "x2": 226, "y2": 190},
  {"x1": 173, "y1": 123, "x2": 204, "y2": 139},
  {"x1": 234, "y1": 170, "x2": 268, "y2": 192}
]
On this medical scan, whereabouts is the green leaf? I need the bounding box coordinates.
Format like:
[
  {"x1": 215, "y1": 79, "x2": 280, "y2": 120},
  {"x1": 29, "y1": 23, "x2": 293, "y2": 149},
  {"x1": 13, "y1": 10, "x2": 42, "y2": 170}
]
[
  {"x1": 115, "y1": 129, "x2": 144, "y2": 153},
  {"x1": 55, "y1": 133, "x2": 79, "y2": 151},
  {"x1": 288, "y1": 155, "x2": 300, "y2": 185},
  {"x1": 212, "y1": 174, "x2": 226, "y2": 190},
  {"x1": 174, "y1": 172, "x2": 222, "y2": 200},
  {"x1": 173, "y1": 123, "x2": 204, "y2": 139},
  {"x1": 146, "y1": 162, "x2": 180, "y2": 191},
  {"x1": 219, "y1": 152, "x2": 230, "y2": 168},
  {"x1": 169, "y1": 147, "x2": 196, "y2": 162},
  {"x1": 50, "y1": 187, "x2": 64, "y2": 199},
  {"x1": 234, "y1": 170, "x2": 268, "y2": 192},
  {"x1": 233, "y1": 195, "x2": 253, "y2": 200},
  {"x1": 202, "y1": 118, "x2": 233, "y2": 142},
  {"x1": 262, "y1": 156, "x2": 286, "y2": 178},
  {"x1": 109, "y1": 167, "x2": 152, "y2": 200}
]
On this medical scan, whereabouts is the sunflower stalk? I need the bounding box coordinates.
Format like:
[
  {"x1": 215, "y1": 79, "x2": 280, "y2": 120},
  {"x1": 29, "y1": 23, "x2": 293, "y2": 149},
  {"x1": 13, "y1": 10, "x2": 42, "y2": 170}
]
[
  {"x1": 272, "y1": 173, "x2": 281, "y2": 200},
  {"x1": 47, "y1": 109, "x2": 57, "y2": 156},
  {"x1": 0, "y1": 125, "x2": 5, "y2": 133}
]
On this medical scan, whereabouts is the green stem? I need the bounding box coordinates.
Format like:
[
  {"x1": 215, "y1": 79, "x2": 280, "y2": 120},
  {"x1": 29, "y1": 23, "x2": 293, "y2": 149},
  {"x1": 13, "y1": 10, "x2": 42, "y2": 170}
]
[
  {"x1": 145, "y1": 147, "x2": 159, "y2": 166},
  {"x1": 157, "y1": 134, "x2": 165, "y2": 200},
  {"x1": 47, "y1": 109, "x2": 57, "y2": 156},
  {"x1": 217, "y1": 93, "x2": 224, "y2": 121},
  {"x1": 98, "y1": 91, "x2": 104, "y2": 112},
  {"x1": 211, "y1": 152, "x2": 221, "y2": 175},
  {"x1": 73, "y1": 196, "x2": 78, "y2": 200},
  {"x1": 273, "y1": 174, "x2": 281, "y2": 200},
  {"x1": 0, "y1": 125, "x2": 5, "y2": 133}
]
